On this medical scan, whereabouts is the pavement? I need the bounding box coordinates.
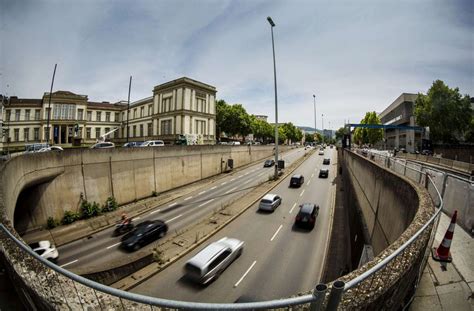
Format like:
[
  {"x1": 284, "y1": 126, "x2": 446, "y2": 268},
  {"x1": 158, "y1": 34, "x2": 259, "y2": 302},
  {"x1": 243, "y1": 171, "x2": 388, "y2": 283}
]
[{"x1": 410, "y1": 212, "x2": 474, "y2": 311}]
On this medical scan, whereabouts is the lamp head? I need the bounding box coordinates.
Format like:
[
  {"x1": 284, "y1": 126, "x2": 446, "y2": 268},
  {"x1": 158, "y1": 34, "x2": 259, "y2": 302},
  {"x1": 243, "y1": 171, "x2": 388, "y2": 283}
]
[{"x1": 267, "y1": 17, "x2": 275, "y2": 27}]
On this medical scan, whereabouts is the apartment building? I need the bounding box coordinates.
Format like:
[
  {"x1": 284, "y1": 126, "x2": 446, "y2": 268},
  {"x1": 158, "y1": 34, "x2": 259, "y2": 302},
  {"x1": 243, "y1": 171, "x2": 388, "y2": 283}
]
[{"x1": 0, "y1": 77, "x2": 217, "y2": 151}]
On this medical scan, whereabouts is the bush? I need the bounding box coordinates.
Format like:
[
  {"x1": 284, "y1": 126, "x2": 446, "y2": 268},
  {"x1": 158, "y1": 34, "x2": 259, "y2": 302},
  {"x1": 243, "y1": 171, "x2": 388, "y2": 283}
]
[
  {"x1": 62, "y1": 210, "x2": 80, "y2": 225},
  {"x1": 102, "y1": 197, "x2": 118, "y2": 213},
  {"x1": 152, "y1": 191, "x2": 159, "y2": 197},
  {"x1": 80, "y1": 200, "x2": 101, "y2": 219},
  {"x1": 46, "y1": 217, "x2": 58, "y2": 229}
]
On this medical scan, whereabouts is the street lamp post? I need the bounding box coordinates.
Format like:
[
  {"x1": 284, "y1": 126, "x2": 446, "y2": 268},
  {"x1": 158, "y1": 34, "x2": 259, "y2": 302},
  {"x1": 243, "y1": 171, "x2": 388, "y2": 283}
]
[
  {"x1": 322, "y1": 113, "x2": 324, "y2": 141},
  {"x1": 313, "y1": 94, "x2": 316, "y2": 135},
  {"x1": 45, "y1": 64, "x2": 57, "y2": 144},
  {"x1": 267, "y1": 16, "x2": 279, "y2": 179}
]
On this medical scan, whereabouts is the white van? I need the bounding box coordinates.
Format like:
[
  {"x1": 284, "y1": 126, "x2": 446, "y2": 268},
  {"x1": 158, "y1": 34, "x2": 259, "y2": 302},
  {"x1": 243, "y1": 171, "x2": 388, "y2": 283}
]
[
  {"x1": 184, "y1": 237, "x2": 244, "y2": 284},
  {"x1": 141, "y1": 140, "x2": 165, "y2": 147}
]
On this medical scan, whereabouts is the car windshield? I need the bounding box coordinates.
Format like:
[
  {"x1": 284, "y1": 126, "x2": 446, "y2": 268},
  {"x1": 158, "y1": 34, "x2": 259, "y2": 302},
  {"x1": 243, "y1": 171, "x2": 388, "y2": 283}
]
[
  {"x1": 300, "y1": 204, "x2": 314, "y2": 214},
  {"x1": 261, "y1": 199, "x2": 272, "y2": 204}
]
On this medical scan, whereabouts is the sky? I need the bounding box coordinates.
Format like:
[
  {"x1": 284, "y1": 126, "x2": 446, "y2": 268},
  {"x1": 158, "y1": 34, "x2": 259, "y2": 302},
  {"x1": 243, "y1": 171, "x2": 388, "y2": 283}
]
[{"x1": 1, "y1": 0, "x2": 473, "y2": 130}]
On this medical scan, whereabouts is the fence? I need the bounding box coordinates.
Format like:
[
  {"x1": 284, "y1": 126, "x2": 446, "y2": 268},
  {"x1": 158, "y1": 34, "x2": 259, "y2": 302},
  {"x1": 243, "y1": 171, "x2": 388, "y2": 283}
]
[{"x1": 0, "y1": 149, "x2": 443, "y2": 310}]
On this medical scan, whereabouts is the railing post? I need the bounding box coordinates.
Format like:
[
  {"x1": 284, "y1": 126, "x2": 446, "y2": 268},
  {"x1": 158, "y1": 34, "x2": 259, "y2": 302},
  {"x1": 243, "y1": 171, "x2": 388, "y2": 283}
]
[
  {"x1": 326, "y1": 280, "x2": 345, "y2": 311},
  {"x1": 310, "y1": 283, "x2": 328, "y2": 311}
]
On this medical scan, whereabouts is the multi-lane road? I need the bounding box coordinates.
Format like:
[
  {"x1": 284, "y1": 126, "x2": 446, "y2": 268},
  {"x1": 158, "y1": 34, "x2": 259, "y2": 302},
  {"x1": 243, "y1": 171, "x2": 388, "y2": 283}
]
[
  {"x1": 57, "y1": 147, "x2": 310, "y2": 271},
  {"x1": 131, "y1": 147, "x2": 337, "y2": 302}
]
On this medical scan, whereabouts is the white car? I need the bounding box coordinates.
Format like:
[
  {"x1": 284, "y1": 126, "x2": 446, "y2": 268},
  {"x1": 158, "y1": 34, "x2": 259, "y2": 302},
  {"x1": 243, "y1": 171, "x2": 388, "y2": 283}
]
[
  {"x1": 38, "y1": 146, "x2": 64, "y2": 153},
  {"x1": 184, "y1": 237, "x2": 244, "y2": 284},
  {"x1": 318, "y1": 150, "x2": 324, "y2": 155},
  {"x1": 141, "y1": 140, "x2": 165, "y2": 147},
  {"x1": 90, "y1": 142, "x2": 115, "y2": 149},
  {"x1": 258, "y1": 194, "x2": 282, "y2": 212},
  {"x1": 29, "y1": 240, "x2": 59, "y2": 262}
]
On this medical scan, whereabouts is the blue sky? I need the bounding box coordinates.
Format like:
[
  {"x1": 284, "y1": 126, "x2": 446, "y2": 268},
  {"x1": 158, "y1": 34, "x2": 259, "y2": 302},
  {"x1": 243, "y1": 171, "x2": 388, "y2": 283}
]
[{"x1": 1, "y1": 0, "x2": 473, "y2": 130}]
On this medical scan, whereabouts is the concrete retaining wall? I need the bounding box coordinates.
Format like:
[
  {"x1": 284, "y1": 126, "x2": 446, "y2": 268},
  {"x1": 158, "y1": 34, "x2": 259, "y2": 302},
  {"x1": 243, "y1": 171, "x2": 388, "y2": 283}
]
[{"x1": 6, "y1": 145, "x2": 281, "y2": 232}]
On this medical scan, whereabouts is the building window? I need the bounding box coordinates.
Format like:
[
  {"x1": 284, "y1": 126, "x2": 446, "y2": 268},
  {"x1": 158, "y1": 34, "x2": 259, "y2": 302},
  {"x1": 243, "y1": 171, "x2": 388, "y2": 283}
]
[
  {"x1": 53, "y1": 104, "x2": 76, "y2": 120},
  {"x1": 25, "y1": 110, "x2": 30, "y2": 121},
  {"x1": 133, "y1": 125, "x2": 136, "y2": 137},
  {"x1": 115, "y1": 112, "x2": 119, "y2": 122},
  {"x1": 196, "y1": 98, "x2": 206, "y2": 113},
  {"x1": 87, "y1": 111, "x2": 92, "y2": 121},
  {"x1": 24, "y1": 128, "x2": 29, "y2": 142},
  {"x1": 161, "y1": 97, "x2": 171, "y2": 113},
  {"x1": 139, "y1": 124, "x2": 143, "y2": 137},
  {"x1": 96, "y1": 111, "x2": 101, "y2": 122},
  {"x1": 106, "y1": 112, "x2": 111, "y2": 122},
  {"x1": 34, "y1": 128, "x2": 39, "y2": 140},
  {"x1": 133, "y1": 109, "x2": 137, "y2": 119},
  {"x1": 95, "y1": 128, "x2": 101, "y2": 139},
  {"x1": 14, "y1": 129, "x2": 19, "y2": 142},
  {"x1": 122, "y1": 112, "x2": 125, "y2": 121},
  {"x1": 34, "y1": 109, "x2": 40, "y2": 120},
  {"x1": 3, "y1": 129, "x2": 9, "y2": 142},
  {"x1": 195, "y1": 120, "x2": 206, "y2": 135},
  {"x1": 5, "y1": 110, "x2": 11, "y2": 121},
  {"x1": 86, "y1": 127, "x2": 91, "y2": 139},
  {"x1": 15, "y1": 109, "x2": 20, "y2": 121},
  {"x1": 148, "y1": 105, "x2": 153, "y2": 116},
  {"x1": 78, "y1": 109, "x2": 84, "y2": 120},
  {"x1": 140, "y1": 107, "x2": 144, "y2": 118},
  {"x1": 160, "y1": 120, "x2": 172, "y2": 135},
  {"x1": 147, "y1": 123, "x2": 152, "y2": 136}
]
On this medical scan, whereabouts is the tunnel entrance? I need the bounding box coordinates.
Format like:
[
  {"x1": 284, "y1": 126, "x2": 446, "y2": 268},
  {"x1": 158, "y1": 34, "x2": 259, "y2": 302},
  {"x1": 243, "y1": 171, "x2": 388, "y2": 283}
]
[{"x1": 14, "y1": 182, "x2": 51, "y2": 236}]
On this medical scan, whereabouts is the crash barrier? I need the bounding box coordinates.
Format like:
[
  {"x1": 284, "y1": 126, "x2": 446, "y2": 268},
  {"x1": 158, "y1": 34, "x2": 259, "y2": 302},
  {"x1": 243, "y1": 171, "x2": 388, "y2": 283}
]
[
  {"x1": 398, "y1": 152, "x2": 474, "y2": 175},
  {"x1": 0, "y1": 149, "x2": 442, "y2": 310},
  {"x1": 371, "y1": 152, "x2": 473, "y2": 235}
]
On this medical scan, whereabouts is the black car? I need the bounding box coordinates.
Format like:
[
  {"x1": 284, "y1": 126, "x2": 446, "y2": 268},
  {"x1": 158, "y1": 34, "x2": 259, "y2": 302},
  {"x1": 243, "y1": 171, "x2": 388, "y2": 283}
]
[
  {"x1": 295, "y1": 203, "x2": 319, "y2": 229},
  {"x1": 264, "y1": 159, "x2": 275, "y2": 167},
  {"x1": 319, "y1": 169, "x2": 329, "y2": 178},
  {"x1": 323, "y1": 158, "x2": 330, "y2": 165},
  {"x1": 121, "y1": 220, "x2": 168, "y2": 251},
  {"x1": 289, "y1": 174, "x2": 305, "y2": 187}
]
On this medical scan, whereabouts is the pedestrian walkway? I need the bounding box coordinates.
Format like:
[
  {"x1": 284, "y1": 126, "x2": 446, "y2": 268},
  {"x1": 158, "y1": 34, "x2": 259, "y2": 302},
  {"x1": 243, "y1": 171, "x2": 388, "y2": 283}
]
[{"x1": 410, "y1": 212, "x2": 473, "y2": 310}]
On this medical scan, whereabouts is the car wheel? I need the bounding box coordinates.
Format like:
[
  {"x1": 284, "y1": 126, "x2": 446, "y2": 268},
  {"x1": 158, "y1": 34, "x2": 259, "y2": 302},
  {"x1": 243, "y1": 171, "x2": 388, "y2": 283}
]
[
  {"x1": 133, "y1": 244, "x2": 140, "y2": 251},
  {"x1": 159, "y1": 230, "x2": 165, "y2": 238},
  {"x1": 237, "y1": 248, "x2": 243, "y2": 257}
]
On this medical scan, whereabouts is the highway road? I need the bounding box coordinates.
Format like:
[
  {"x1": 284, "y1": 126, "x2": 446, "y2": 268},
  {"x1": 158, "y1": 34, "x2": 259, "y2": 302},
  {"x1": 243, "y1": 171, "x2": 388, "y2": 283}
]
[
  {"x1": 56, "y1": 147, "x2": 309, "y2": 271},
  {"x1": 131, "y1": 147, "x2": 337, "y2": 302}
]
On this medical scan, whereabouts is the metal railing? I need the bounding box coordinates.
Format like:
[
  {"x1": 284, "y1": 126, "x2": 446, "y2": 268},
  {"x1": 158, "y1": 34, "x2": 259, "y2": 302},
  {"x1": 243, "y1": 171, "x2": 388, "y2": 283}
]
[{"x1": 0, "y1": 148, "x2": 443, "y2": 310}]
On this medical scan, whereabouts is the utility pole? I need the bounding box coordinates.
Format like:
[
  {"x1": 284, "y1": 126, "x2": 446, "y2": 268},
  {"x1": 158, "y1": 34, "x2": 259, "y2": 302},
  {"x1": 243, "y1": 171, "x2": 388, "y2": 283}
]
[
  {"x1": 127, "y1": 76, "x2": 132, "y2": 143},
  {"x1": 45, "y1": 64, "x2": 57, "y2": 144},
  {"x1": 267, "y1": 16, "x2": 279, "y2": 180}
]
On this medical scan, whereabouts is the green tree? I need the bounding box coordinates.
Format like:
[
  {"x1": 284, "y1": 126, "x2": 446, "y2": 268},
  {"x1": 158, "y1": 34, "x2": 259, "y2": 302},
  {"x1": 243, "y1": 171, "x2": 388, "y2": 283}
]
[
  {"x1": 414, "y1": 80, "x2": 472, "y2": 143},
  {"x1": 216, "y1": 99, "x2": 230, "y2": 139},
  {"x1": 305, "y1": 133, "x2": 315, "y2": 143},
  {"x1": 250, "y1": 116, "x2": 273, "y2": 142},
  {"x1": 353, "y1": 112, "x2": 383, "y2": 145},
  {"x1": 335, "y1": 127, "x2": 349, "y2": 140}
]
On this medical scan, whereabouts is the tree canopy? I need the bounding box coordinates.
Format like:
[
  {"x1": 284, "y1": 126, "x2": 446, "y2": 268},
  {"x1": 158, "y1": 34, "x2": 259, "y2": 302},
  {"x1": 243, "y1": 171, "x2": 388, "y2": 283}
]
[
  {"x1": 353, "y1": 111, "x2": 383, "y2": 146},
  {"x1": 414, "y1": 80, "x2": 472, "y2": 143}
]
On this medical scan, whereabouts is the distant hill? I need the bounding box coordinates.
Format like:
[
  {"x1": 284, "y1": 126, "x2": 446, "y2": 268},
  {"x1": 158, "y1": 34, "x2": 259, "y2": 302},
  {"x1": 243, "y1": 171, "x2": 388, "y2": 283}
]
[{"x1": 298, "y1": 126, "x2": 319, "y2": 133}]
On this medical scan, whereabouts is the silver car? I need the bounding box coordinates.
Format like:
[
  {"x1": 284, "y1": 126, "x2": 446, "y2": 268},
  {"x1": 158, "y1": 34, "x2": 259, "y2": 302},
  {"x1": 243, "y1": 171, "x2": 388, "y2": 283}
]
[
  {"x1": 258, "y1": 194, "x2": 282, "y2": 212},
  {"x1": 184, "y1": 237, "x2": 244, "y2": 284},
  {"x1": 29, "y1": 240, "x2": 59, "y2": 262}
]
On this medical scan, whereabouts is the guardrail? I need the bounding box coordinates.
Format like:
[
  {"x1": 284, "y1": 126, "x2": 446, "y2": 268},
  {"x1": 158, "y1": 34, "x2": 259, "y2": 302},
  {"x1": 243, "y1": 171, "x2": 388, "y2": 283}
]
[{"x1": 0, "y1": 148, "x2": 443, "y2": 310}]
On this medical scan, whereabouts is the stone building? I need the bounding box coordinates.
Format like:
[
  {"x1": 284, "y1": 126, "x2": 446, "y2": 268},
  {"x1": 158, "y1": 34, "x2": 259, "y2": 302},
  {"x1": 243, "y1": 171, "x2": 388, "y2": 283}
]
[{"x1": 0, "y1": 77, "x2": 217, "y2": 151}]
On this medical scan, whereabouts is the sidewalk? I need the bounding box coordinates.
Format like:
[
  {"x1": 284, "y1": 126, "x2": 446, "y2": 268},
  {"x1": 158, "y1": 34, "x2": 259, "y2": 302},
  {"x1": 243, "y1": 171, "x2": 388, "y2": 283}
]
[{"x1": 410, "y1": 212, "x2": 474, "y2": 310}]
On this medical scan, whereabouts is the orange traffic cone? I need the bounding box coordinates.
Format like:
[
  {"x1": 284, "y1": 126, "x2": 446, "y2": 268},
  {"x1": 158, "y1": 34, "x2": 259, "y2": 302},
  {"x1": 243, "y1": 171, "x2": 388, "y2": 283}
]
[{"x1": 432, "y1": 210, "x2": 457, "y2": 263}]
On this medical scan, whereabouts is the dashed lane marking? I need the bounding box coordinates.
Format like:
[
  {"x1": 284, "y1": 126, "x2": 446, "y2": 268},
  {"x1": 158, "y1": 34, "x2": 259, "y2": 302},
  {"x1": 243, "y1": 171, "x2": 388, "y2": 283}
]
[
  {"x1": 60, "y1": 259, "x2": 78, "y2": 268},
  {"x1": 270, "y1": 224, "x2": 283, "y2": 242},
  {"x1": 300, "y1": 189, "x2": 305, "y2": 197},
  {"x1": 198, "y1": 199, "x2": 215, "y2": 207},
  {"x1": 289, "y1": 202, "x2": 297, "y2": 214},
  {"x1": 166, "y1": 214, "x2": 183, "y2": 223},
  {"x1": 234, "y1": 260, "x2": 257, "y2": 288},
  {"x1": 184, "y1": 196, "x2": 193, "y2": 201},
  {"x1": 106, "y1": 242, "x2": 121, "y2": 250}
]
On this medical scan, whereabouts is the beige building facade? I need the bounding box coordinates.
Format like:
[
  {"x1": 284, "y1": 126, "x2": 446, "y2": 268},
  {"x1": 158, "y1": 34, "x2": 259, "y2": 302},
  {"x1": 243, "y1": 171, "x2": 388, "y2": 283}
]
[{"x1": 0, "y1": 77, "x2": 217, "y2": 151}]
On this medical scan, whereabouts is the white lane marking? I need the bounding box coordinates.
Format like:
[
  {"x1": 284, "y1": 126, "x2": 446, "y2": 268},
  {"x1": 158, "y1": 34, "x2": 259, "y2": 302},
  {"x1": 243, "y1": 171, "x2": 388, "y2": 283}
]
[
  {"x1": 184, "y1": 196, "x2": 193, "y2": 201},
  {"x1": 306, "y1": 180, "x2": 311, "y2": 186},
  {"x1": 231, "y1": 178, "x2": 236, "y2": 181},
  {"x1": 211, "y1": 186, "x2": 217, "y2": 190},
  {"x1": 257, "y1": 172, "x2": 264, "y2": 177},
  {"x1": 289, "y1": 202, "x2": 298, "y2": 214},
  {"x1": 244, "y1": 172, "x2": 250, "y2": 175},
  {"x1": 166, "y1": 214, "x2": 183, "y2": 223},
  {"x1": 150, "y1": 209, "x2": 161, "y2": 215},
  {"x1": 221, "y1": 181, "x2": 227, "y2": 185},
  {"x1": 311, "y1": 173, "x2": 314, "y2": 178},
  {"x1": 133, "y1": 217, "x2": 140, "y2": 220},
  {"x1": 198, "y1": 198, "x2": 215, "y2": 207},
  {"x1": 236, "y1": 175, "x2": 243, "y2": 179},
  {"x1": 60, "y1": 259, "x2": 78, "y2": 268},
  {"x1": 242, "y1": 179, "x2": 251, "y2": 185},
  {"x1": 168, "y1": 202, "x2": 177, "y2": 207},
  {"x1": 198, "y1": 191, "x2": 206, "y2": 195},
  {"x1": 106, "y1": 242, "x2": 121, "y2": 250},
  {"x1": 270, "y1": 224, "x2": 283, "y2": 242},
  {"x1": 300, "y1": 189, "x2": 305, "y2": 197},
  {"x1": 234, "y1": 260, "x2": 257, "y2": 288},
  {"x1": 225, "y1": 186, "x2": 238, "y2": 194}
]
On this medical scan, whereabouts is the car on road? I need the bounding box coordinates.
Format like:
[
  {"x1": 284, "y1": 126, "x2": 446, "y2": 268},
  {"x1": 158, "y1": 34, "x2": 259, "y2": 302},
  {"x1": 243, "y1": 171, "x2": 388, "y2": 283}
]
[
  {"x1": 323, "y1": 158, "x2": 330, "y2": 165},
  {"x1": 263, "y1": 159, "x2": 275, "y2": 167},
  {"x1": 319, "y1": 168, "x2": 329, "y2": 178},
  {"x1": 90, "y1": 142, "x2": 115, "y2": 149},
  {"x1": 318, "y1": 150, "x2": 324, "y2": 155},
  {"x1": 141, "y1": 140, "x2": 165, "y2": 147},
  {"x1": 29, "y1": 240, "x2": 59, "y2": 262},
  {"x1": 295, "y1": 203, "x2": 319, "y2": 229},
  {"x1": 184, "y1": 237, "x2": 244, "y2": 285},
  {"x1": 421, "y1": 149, "x2": 433, "y2": 156},
  {"x1": 123, "y1": 141, "x2": 143, "y2": 148},
  {"x1": 258, "y1": 194, "x2": 282, "y2": 212},
  {"x1": 37, "y1": 146, "x2": 64, "y2": 153},
  {"x1": 289, "y1": 174, "x2": 305, "y2": 188},
  {"x1": 121, "y1": 220, "x2": 168, "y2": 251}
]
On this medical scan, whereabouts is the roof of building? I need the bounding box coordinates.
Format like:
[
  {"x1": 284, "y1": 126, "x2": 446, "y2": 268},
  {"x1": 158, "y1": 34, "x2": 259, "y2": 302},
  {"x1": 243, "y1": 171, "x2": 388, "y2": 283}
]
[
  {"x1": 6, "y1": 97, "x2": 43, "y2": 107},
  {"x1": 87, "y1": 101, "x2": 124, "y2": 110},
  {"x1": 378, "y1": 93, "x2": 418, "y2": 119},
  {"x1": 153, "y1": 77, "x2": 216, "y2": 93}
]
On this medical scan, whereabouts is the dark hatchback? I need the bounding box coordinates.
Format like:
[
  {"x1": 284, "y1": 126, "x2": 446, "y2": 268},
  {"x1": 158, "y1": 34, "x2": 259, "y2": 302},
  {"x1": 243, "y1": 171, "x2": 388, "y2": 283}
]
[
  {"x1": 264, "y1": 159, "x2": 275, "y2": 167},
  {"x1": 295, "y1": 203, "x2": 319, "y2": 229},
  {"x1": 121, "y1": 220, "x2": 168, "y2": 251},
  {"x1": 289, "y1": 174, "x2": 305, "y2": 187},
  {"x1": 319, "y1": 169, "x2": 329, "y2": 178},
  {"x1": 323, "y1": 158, "x2": 330, "y2": 165}
]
